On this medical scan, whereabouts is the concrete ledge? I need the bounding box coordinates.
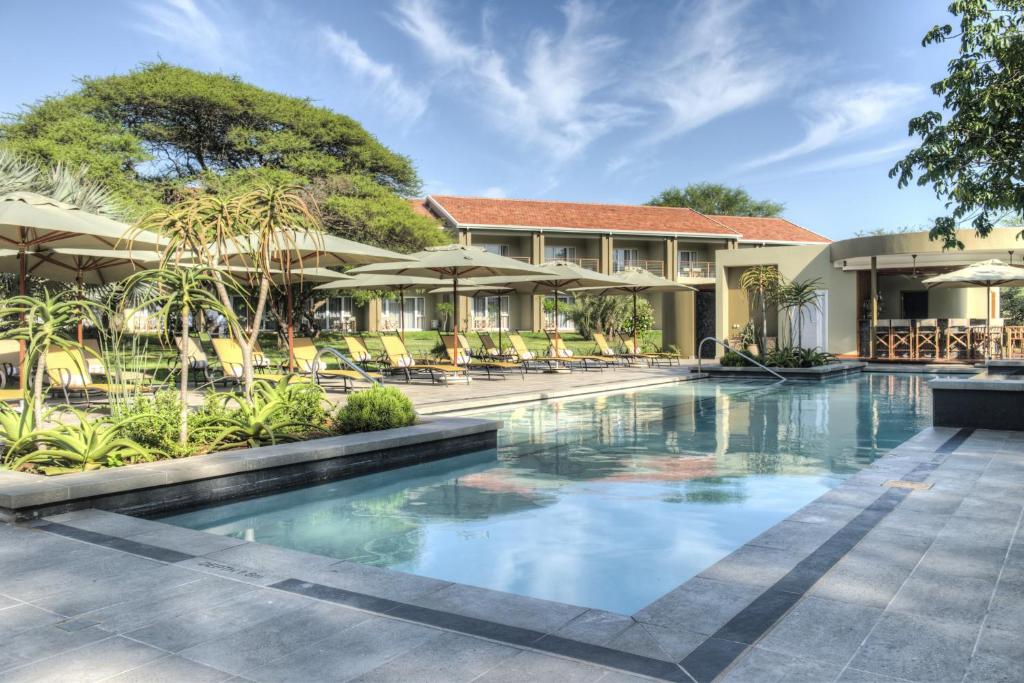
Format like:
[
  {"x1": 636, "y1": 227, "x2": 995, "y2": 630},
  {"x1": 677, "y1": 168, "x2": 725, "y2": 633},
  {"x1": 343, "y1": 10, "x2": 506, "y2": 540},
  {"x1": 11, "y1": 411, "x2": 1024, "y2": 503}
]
[
  {"x1": 862, "y1": 363, "x2": 981, "y2": 375},
  {"x1": 0, "y1": 417, "x2": 499, "y2": 521},
  {"x1": 701, "y1": 362, "x2": 866, "y2": 381},
  {"x1": 931, "y1": 377, "x2": 1024, "y2": 430}
]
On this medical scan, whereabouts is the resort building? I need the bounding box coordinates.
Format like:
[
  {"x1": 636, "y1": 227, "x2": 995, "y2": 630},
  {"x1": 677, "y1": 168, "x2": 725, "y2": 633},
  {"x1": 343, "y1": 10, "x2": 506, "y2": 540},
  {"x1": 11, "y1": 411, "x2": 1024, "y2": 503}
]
[
  {"x1": 716, "y1": 228, "x2": 1018, "y2": 358},
  {"x1": 335, "y1": 195, "x2": 829, "y2": 356}
]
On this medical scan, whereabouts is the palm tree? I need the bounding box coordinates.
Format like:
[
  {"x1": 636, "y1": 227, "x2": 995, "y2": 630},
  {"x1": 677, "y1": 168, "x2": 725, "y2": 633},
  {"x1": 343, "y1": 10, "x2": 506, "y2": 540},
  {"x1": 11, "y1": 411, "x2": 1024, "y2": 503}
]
[
  {"x1": 0, "y1": 292, "x2": 103, "y2": 426},
  {"x1": 778, "y1": 278, "x2": 823, "y2": 349},
  {"x1": 739, "y1": 265, "x2": 784, "y2": 349},
  {"x1": 120, "y1": 266, "x2": 241, "y2": 446}
]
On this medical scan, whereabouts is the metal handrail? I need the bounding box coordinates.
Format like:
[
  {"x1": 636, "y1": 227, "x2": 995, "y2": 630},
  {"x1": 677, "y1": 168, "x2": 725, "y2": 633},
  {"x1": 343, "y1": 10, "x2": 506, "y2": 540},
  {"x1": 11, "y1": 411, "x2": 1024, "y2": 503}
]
[
  {"x1": 316, "y1": 346, "x2": 380, "y2": 386},
  {"x1": 697, "y1": 337, "x2": 786, "y2": 382}
]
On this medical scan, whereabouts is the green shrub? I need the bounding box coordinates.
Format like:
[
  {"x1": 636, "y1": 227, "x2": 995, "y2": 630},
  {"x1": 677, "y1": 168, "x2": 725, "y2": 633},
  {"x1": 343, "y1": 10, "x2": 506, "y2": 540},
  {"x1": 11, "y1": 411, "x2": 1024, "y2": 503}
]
[
  {"x1": 720, "y1": 350, "x2": 752, "y2": 367},
  {"x1": 113, "y1": 391, "x2": 194, "y2": 458},
  {"x1": 333, "y1": 386, "x2": 415, "y2": 434}
]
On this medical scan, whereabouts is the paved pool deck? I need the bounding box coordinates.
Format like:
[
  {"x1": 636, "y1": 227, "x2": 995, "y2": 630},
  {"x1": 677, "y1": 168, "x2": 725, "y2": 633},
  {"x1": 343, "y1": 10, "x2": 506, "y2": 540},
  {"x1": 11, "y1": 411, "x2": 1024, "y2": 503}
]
[{"x1": 0, "y1": 426, "x2": 1020, "y2": 682}]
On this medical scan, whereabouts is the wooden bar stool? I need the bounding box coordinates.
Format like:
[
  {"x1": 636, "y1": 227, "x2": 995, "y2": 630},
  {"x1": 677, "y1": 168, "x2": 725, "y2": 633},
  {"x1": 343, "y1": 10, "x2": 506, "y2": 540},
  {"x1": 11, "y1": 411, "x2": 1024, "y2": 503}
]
[
  {"x1": 915, "y1": 319, "x2": 939, "y2": 359},
  {"x1": 890, "y1": 319, "x2": 913, "y2": 358},
  {"x1": 946, "y1": 318, "x2": 970, "y2": 359},
  {"x1": 874, "y1": 319, "x2": 892, "y2": 358},
  {"x1": 1006, "y1": 325, "x2": 1024, "y2": 358}
]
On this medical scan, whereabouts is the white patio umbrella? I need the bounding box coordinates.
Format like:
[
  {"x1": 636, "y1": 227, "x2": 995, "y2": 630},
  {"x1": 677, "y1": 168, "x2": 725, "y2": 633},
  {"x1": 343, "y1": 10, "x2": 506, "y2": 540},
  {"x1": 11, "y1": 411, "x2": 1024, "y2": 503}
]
[
  {"x1": 571, "y1": 268, "x2": 695, "y2": 355},
  {"x1": 348, "y1": 244, "x2": 548, "y2": 365},
  {"x1": 923, "y1": 259, "x2": 1024, "y2": 360},
  {"x1": 314, "y1": 273, "x2": 442, "y2": 341}
]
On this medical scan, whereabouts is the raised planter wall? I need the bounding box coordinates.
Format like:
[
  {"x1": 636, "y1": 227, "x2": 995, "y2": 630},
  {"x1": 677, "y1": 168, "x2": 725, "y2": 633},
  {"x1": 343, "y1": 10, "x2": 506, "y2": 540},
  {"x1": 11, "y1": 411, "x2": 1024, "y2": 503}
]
[
  {"x1": 0, "y1": 417, "x2": 499, "y2": 521},
  {"x1": 931, "y1": 378, "x2": 1024, "y2": 431},
  {"x1": 700, "y1": 361, "x2": 866, "y2": 382}
]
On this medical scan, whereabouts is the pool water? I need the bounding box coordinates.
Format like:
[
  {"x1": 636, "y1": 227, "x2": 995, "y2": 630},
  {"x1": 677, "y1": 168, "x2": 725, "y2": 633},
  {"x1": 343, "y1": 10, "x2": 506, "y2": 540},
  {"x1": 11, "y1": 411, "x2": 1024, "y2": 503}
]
[{"x1": 164, "y1": 374, "x2": 936, "y2": 614}]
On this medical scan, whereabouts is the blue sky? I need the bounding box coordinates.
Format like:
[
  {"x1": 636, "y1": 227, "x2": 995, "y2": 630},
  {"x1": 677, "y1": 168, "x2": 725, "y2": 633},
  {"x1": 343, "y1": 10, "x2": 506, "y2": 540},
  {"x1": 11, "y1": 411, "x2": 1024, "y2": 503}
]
[{"x1": 1, "y1": 0, "x2": 957, "y2": 239}]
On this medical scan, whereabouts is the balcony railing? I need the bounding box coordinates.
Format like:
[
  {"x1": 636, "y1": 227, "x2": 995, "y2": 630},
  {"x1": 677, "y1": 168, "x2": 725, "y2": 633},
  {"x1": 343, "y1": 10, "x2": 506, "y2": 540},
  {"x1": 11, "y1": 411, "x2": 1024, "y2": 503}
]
[
  {"x1": 677, "y1": 261, "x2": 715, "y2": 279},
  {"x1": 508, "y1": 256, "x2": 533, "y2": 263},
  {"x1": 613, "y1": 259, "x2": 664, "y2": 277},
  {"x1": 545, "y1": 257, "x2": 600, "y2": 271}
]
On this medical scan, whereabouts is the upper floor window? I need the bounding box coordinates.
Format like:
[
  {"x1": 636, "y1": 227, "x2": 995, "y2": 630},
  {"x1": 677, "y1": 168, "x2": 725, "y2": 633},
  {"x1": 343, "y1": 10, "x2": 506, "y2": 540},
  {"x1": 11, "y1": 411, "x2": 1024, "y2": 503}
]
[
  {"x1": 544, "y1": 245, "x2": 577, "y2": 261},
  {"x1": 479, "y1": 243, "x2": 509, "y2": 256}
]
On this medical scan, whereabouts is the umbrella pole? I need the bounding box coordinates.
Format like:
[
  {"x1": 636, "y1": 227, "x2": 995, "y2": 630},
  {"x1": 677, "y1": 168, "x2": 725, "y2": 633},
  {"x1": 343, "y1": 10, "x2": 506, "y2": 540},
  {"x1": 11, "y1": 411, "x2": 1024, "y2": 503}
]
[
  {"x1": 633, "y1": 291, "x2": 639, "y2": 355},
  {"x1": 986, "y1": 283, "x2": 991, "y2": 361},
  {"x1": 76, "y1": 272, "x2": 85, "y2": 346},
  {"x1": 399, "y1": 290, "x2": 405, "y2": 343},
  {"x1": 498, "y1": 294, "x2": 503, "y2": 356},
  {"x1": 18, "y1": 248, "x2": 27, "y2": 393},
  {"x1": 453, "y1": 277, "x2": 460, "y2": 366},
  {"x1": 286, "y1": 285, "x2": 295, "y2": 372}
]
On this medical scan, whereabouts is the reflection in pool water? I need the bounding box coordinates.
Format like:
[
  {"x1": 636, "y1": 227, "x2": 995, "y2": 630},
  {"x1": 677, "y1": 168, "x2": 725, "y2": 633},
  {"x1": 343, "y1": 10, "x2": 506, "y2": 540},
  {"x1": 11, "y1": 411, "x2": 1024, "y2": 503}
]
[{"x1": 164, "y1": 374, "x2": 936, "y2": 614}]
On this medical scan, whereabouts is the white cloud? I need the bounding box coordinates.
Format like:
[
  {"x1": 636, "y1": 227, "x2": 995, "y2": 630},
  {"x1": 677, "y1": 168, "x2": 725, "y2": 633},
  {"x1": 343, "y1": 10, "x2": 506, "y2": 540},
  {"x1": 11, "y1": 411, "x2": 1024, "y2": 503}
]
[
  {"x1": 320, "y1": 27, "x2": 426, "y2": 123},
  {"x1": 136, "y1": 0, "x2": 238, "y2": 67},
  {"x1": 741, "y1": 83, "x2": 921, "y2": 169},
  {"x1": 392, "y1": 0, "x2": 640, "y2": 161},
  {"x1": 792, "y1": 140, "x2": 914, "y2": 175},
  {"x1": 644, "y1": 0, "x2": 790, "y2": 140},
  {"x1": 480, "y1": 186, "x2": 507, "y2": 198}
]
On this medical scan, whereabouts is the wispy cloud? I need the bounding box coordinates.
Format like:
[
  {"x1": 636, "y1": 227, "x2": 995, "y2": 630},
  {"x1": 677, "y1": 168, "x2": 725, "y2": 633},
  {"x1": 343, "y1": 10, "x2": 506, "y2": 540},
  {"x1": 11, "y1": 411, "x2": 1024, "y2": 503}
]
[
  {"x1": 644, "y1": 0, "x2": 791, "y2": 141},
  {"x1": 480, "y1": 186, "x2": 507, "y2": 198},
  {"x1": 320, "y1": 27, "x2": 426, "y2": 123},
  {"x1": 741, "y1": 83, "x2": 920, "y2": 169},
  {"x1": 136, "y1": 0, "x2": 239, "y2": 67},
  {"x1": 792, "y1": 140, "x2": 913, "y2": 175},
  {"x1": 393, "y1": 0, "x2": 640, "y2": 161}
]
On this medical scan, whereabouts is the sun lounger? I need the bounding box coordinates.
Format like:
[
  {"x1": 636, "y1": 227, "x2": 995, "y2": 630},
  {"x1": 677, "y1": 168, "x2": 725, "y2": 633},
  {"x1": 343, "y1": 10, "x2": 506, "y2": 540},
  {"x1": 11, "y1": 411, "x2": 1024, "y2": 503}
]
[
  {"x1": 440, "y1": 334, "x2": 524, "y2": 379},
  {"x1": 291, "y1": 337, "x2": 381, "y2": 391},
  {"x1": 0, "y1": 340, "x2": 20, "y2": 386},
  {"x1": 618, "y1": 333, "x2": 680, "y2": 366},
  {"x1": 46, "y1": 346, "x2": 152, "y2": 405},
  {"x1": 545, "y1": 330, "x2": 612, "y2": 370},
  {"x1": 174, "y1": 336, "x2": 213, "y2": 386},
  {"x1": 477, "y1": 332, "x2": 512, "y2": 359},
  {"x1": 592, "y1": 333, "x2": 647, "y2": 366},
  {"x1": 210, "y1": 338, "x2": 306, "y2": 387},
  {"x1": 378, "y1": 335, "x2": 467, "y2": 384},
  {"x1": 505, "y1": 332, "x2": 570, "y2": 371}
]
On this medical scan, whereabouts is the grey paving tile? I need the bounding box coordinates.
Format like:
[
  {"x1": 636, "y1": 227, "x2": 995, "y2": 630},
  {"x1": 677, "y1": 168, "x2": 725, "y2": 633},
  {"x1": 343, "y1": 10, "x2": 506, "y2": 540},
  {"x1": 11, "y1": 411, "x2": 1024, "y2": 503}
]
[
  {"x1": 554, "y1": 609, "x2": 634, "y2": 646},
  {"x1": 633, "y1": 577, "x2": 762, "y2": 634},
  {"x1": 305, "y1": 560, "x2": 453, "y2": 603},
  {"x1": 349, "y1": 631, "x2": 520, "y2": 683},
  {"x1": 918, "y1": 536, "x2": 1010, "y2": 581},
  {"x1": 757, "y1": 596, "x2": 883, "y2": 662},
  {"x1": 104, "y1": 654, "x2": 235, "y2": 683},
  {"x1": 810, "y1": 530, "x2": 932, "y2": 609},
  {"x1": 718, "y1": 646, "x2": 842, "y2": 683},
  {"x1": 787, "y1": 501, "x2": 864, "y2": 526},
  {"x1": 986, "y1": 565, "x2": 1024, "y2": 632},
  {"x1": 177, "y1": 600, "x2": 371, "y2": 675},
  {"x1": 125, "y1": 589, "x2": 313, "y2": 653},
  {"x1": 0, "y1": 603, "x2": 63, "y2": 638},
  {"x1": 816, "y1": 486, "x2": 884, "y2": 510},
  {"x1": 0, "y1": 634, "x2": 164, "y2": 683},
  {"x1": 474, "y1": 649, "x2": 609, "y2": 683},
  {"x1": 697, "y1": 544, "x2": 803, "y2": 589},
  {"x1": 125, "y1": 524, "x2": 248, "y2": 556},
  {"x1": 0, "y1": 594, "x2": 18, "y2": 610},
  {"x1": 600, "y1": 623, "x2": 674, "y2": 662},
  {"x1": 897, "y1": 489, "x2": 964, "y2": 515},
  {"x1": 242, "y1": 615, "x2": 440, "y2": 682},
  {"x1": 835, "y1": 667, "x2": 916, "y2": 682},
  {"x1": 872, "y1": 509, "x2": 947, "y2": 539},
  {"x1": 174, "y1": 556, "x2": 287, "y2": 587},
  {"x1": 199, "y1": 542, "x2": 341, "y2": 576},
  {"x1": 0, "y1": 623, "x2": 114, "y2": 673},
  {"x1": 596, "y1": 671, "x2": 655, "y2": 683},
  {"x1": 80, "y1": 574, "x2": 259, "y2": 634},
  {"x1": 964, "y1": 625, "x2": 1024, "y2": 683},
  {"x1": 847, "y1": 611, "x2": 976, "y2": 681},
  {"x1": 747, "y1": 520, "x2": 845, "y2": 555},
  {"x1": 32, "y1": 561, "x2": 201, "y2": 617},
  {"x1": 44, "y1": 509, "x2": 159, "y2": 537},
  {"x1": 410, "y1": 582, "x2": 587, "y2": 633}
]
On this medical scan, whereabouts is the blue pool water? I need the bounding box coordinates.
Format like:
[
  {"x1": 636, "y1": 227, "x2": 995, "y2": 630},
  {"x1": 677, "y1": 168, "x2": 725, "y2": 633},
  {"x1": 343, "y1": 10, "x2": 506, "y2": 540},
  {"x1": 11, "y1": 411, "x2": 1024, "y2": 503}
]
[{"x1": 164, "y1": 374, "x2": 937, "y2": 614}]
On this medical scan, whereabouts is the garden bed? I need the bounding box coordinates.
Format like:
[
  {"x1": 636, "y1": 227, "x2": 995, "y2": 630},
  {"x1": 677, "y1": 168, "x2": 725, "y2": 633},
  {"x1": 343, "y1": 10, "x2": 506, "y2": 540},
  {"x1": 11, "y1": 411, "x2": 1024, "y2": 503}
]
[{"x1": 0, "y1": 416, "x2": 499, "y2": 521}]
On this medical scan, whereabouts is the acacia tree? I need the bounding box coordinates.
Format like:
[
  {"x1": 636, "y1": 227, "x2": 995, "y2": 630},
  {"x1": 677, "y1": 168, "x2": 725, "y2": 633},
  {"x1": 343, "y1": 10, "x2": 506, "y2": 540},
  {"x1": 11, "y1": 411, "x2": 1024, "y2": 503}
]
[
  {"x1": 739, "y1": 266, "x2": 784, "y2": 349},
  {"x1": 891, "y1": 1, "x2": 1024, "y2": 248},
  {"x1": 646, "y1": 183, "x2": 784, "y2": 217}
]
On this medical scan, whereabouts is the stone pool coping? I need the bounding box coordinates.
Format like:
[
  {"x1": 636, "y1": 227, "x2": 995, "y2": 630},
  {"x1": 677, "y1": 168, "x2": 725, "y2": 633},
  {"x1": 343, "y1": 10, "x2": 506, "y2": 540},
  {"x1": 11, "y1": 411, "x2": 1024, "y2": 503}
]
[
  {"x1": 0, "y1": 416, "x2": 499, "y2": 521},
  {"x1": 700, "y1": 361, "x2": 865, "y2": 381},
  {"x1": 16, "y1": 424, "x2": 987, "y2": 682},
  {"x1": 930, "y1": 376, "x2": 1024, "y2": 430}
]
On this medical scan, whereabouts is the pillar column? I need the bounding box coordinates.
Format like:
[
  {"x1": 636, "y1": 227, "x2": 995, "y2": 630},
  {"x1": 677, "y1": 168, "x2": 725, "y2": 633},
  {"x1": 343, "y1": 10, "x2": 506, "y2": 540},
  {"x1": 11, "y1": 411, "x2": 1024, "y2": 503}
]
[
  {"x1": 869, "y1": 256, "x2": 878, "y2": 358},
  {"x1": 367, "y1": 299, "x2": 382, "y2": 332},
  {"x1": 531, "y1": 232, "x2": 545, "y2": 330},
  {"x1": 600, "y1": 234, "x2": 613, "y2": 274},
  {"x1": 664, "y1": 237, "x2": 677, "y2": 280}
]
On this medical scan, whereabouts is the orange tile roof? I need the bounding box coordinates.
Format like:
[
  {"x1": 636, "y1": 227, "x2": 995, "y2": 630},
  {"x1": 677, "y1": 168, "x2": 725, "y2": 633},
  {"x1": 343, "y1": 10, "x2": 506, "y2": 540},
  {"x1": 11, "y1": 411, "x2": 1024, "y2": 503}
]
[
  {"x1": 427, "y1": 195, "x2": 739, "y2": 236},
  {"x1": 707, "y1": 215, "x2": 831, "y2": 244},
  {"x1": 407, "y1": 198, "x2": 437, "y2": 218}
]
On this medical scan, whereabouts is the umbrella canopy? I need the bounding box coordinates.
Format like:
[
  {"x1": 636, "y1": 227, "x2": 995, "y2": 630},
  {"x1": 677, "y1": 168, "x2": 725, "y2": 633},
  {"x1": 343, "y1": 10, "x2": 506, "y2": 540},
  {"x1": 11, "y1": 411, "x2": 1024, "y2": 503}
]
[
  {"x1": 0, "y1": 248, "x2": 160, "y2": 286},
  {"x1": 314, "y1": 273, "x2": 442, "y2": 340},
  {"x1": 207, "y1": 232, "x2": 414, "y2": 269},
  {"x1": 923, "y1": 259, "x2": 1024, "y2": 360},
  {"x1": 570, "y1": 268, "x2": 695, "y2": 353},
  {"x1": 349, "y1": 245, "x2": 548, "y2": 360}
]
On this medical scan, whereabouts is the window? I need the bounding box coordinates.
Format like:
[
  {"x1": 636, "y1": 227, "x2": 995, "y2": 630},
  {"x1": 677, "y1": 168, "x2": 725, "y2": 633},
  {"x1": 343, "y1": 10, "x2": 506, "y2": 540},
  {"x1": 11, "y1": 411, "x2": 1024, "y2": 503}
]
[
  {"x1": 381, "y1": 297, "x2": 425, "y2": 331},
  {"x1": 678, "y1": 250, "x2": 700, "y2": 276},
  {"x1": 471, "y1": 296, "x2": 511, "y2": 330},
  {"x1": 613, "y1": 248, "x2": 640, "y2": 271},
  {"x1": 544, "y1": 294, "x2": 575, "y2": 330},
  {"x1": 544, "y1": 245, "x2": 577, "y2": 262},
  {"x1": 315, "y1": 296, "x2": 355, "y2": 332},
  {"x1": 479, "y1": 243, "x2": 510, "y2": 256},
  {"x1": 230, "y1": 296, "x2": 278, "y2": 332}
]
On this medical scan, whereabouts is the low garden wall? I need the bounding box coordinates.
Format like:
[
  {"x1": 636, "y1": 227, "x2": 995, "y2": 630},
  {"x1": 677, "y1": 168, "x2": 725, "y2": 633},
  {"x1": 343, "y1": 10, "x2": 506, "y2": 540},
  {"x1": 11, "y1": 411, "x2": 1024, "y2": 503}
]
[
  {"x1": 0, "y1": 416, "x2": 499, "y2": 521},
  {"x1": 701, "y1": 361, "x2": 866, "y2": 381}
]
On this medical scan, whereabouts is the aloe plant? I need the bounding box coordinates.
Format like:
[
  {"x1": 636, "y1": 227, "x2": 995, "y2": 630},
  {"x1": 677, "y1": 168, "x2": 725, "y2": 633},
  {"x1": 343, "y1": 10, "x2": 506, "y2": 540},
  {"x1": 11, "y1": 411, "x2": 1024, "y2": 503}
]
[
  {"x1": 8, "y1": 408, "x2": 153, "y2": 474},
  {"x1": 0, "y1": 401, "x2": 38, "y2": 467},
  {"x1": 203, "y1": 378, "x2": 326, "y2": 450}
]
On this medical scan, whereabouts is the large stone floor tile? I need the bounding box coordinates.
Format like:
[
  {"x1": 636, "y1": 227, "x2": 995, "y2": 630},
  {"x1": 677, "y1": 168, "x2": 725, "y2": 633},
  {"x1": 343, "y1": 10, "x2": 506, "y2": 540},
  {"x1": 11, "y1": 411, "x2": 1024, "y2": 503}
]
[
  {"x1": 632, "y1": 577, "x2": 763, "y2": 634},
  {"x1": 809, "y1": 530, "x2": 931, "y2": 609},
  {"x1": 757, "y1": 596, "x2": 883, "y2": 663},
  {"x1": 0, "y1": 634, "x2": 164, "y2": 683},
  {"x1": 125, "y1": 523, "x2": 248, "y2": 556},
  {"x1": 44, "y1": 509, "x2": 159, "y2": 537},
  {"x1": 104, "y1": 654, "x2": 235, "y2": 683},
  {"x1": 964, "y1": 625, "x2": 1024, "y2": 683},
  {"x1": 198, "y1": 542, "x2": 341, "y2": 576},
  {"x1": 349, "y1": 631, "x2": 520, "y2": 682},
  {"x1": 305, "y1": 560, "x2": 453, "y2": 603},
  {"x1": 0, "y1": 623, "x2": 114, "y2": 673},
  {"x1": 473, "y1": 650, "x2": 609, "y2": 683},
  {"x1": 241, "y1": 615, "x2": 440, "y2": 682},
  {"x1": 32, "y1": 561, "x2": 201, "y2": 617},
  {"x1": 847, "y1": 611, "x2": 976, "y2": 682},
  {"x1": 985, "y1": 567, "x2": 1024, "y2": 632},
  {"x1": 177, "y1": 600, "x2": 371, "y2": 675},
  {"x1": 718, "y1": 646, "x2": 842, "y2": 683},
  {"x1": 409, "y1": 582, "x2": 587, "y2": 633},
  {"x1": 0, "y1": 603, "x2": 64, "y2": 638},
  {"x1": 697, "y1": 544, "x2": 803, "y2": 589},
  {"x1": 889, "y1": 568, "x2": 995, "y2": 626}
]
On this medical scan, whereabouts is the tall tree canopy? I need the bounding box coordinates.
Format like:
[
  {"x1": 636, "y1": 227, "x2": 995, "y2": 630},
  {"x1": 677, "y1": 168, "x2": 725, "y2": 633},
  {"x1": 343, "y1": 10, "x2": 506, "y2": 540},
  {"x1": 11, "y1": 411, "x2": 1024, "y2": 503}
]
[
  {"x1": 1, "y1": 63, "x2": 445, "y2": 251},
  {"x1": 645, "y1": 182, "x2": 784, "y2": 216},
  {"x1": 891, "y1": 1, "x2": 1024, "y2": 249}
]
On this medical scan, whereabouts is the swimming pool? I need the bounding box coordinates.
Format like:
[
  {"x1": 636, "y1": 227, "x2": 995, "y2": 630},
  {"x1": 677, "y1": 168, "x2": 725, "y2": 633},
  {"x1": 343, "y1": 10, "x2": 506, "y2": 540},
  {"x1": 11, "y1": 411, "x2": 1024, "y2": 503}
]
[{"x1": 163, "y1": 374, "x2": 936, "y2": 614}]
